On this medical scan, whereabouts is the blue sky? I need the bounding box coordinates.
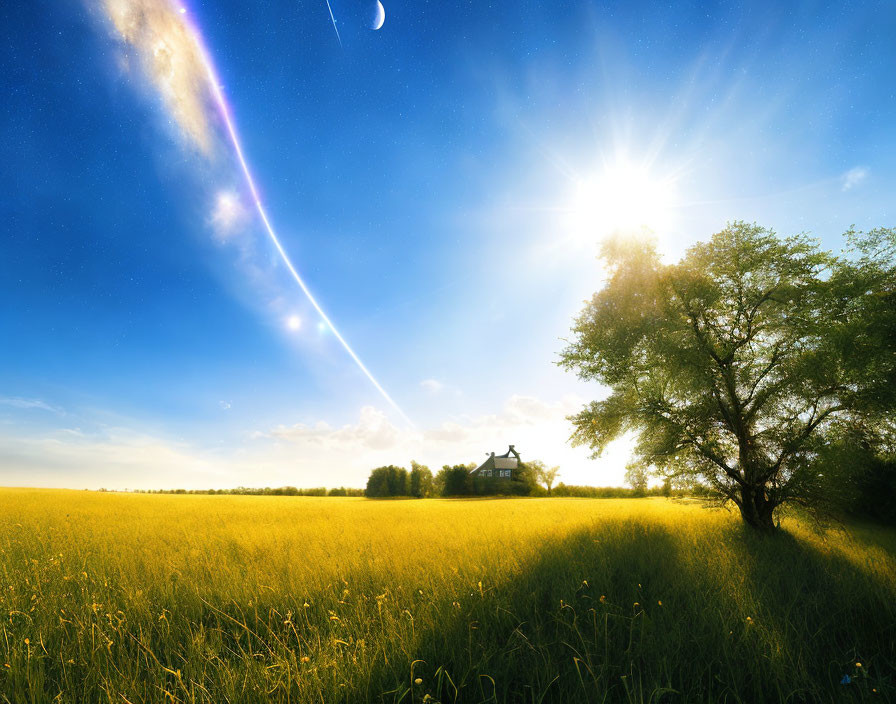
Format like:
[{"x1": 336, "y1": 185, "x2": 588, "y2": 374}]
[{"x1": 1, "y1": 0, "x2": 894, "y2": 489}]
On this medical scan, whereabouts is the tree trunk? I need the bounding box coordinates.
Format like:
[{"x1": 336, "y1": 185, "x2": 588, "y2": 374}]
[
  {"x1": 737, "y1": 485, "x2": 776, "y2": 532},
  {"x1": 735, "y1": 436, "x2": 777, "y2": 532}
]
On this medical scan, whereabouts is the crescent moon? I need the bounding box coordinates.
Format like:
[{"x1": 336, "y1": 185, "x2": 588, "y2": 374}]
[{"x1": 370, "y1": 0, "x2": 385, "y2": 30}]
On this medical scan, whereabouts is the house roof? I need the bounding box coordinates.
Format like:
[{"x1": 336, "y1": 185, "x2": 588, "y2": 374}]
[{"x1": 472, "y1": 445, "x2": 521, "y2": 475}]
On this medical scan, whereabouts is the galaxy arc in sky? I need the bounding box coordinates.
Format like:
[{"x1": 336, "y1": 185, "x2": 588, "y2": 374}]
[{"x1": 178, "y1": 4, "x2": 412, "y2": 427}]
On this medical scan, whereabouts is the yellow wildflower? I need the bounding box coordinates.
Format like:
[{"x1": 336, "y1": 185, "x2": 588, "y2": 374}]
[{"x1": 414, "y1": 678, "x2": 423, "y2": 685}]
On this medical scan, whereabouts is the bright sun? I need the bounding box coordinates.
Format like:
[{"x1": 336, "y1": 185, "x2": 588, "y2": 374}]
[{"x1": 569, "y1": 160, "x2": 678, "y2": 240}]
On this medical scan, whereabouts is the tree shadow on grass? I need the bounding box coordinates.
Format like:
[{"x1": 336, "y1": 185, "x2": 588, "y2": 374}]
[
  {"x1": 355, "y1": 518, "x2": 896, "y2": 704},
  {"x1": 726, "y1": 525, "x2": 896, "y2": 702}
]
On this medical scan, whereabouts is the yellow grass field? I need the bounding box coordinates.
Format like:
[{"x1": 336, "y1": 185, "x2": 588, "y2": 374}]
[{"x1": 1, "y1": 489, "x2": 894, "y2": 703}]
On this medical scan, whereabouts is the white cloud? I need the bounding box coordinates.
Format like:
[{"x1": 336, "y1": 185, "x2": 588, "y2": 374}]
[
  {"x1": 841, "y1": 166, "x2": 869, "y2": 191},
  {"x1": 0, "y1": 397, "x2": 64, "y2": 415},
  {"x1": 420, "y1": 379, "x2": 463, "y2": 397},
  {"x1": 267, "y1": 406, "x2": 402, "y2": 452},
  {"x1": 255, "y1": 394, "x2": 631, "y2": 487},
  {"x1": 420, "y1": 378, "x2": 444, "y2": 393},
  {"x1": 0, "y1": 427, "x2": 226, "y2": 490}
]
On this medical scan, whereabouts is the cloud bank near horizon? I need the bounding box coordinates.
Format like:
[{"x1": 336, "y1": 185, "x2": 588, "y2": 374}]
[{"x1": 0, "y1": 395, "x2": 630, "y2": 490}]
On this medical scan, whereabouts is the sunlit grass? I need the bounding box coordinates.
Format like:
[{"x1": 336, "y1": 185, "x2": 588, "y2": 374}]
[{"x1": 0, "y1": 489, "x2": 893, "y2": 702}]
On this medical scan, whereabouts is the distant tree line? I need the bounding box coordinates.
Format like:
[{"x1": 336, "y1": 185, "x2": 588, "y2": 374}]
[
  {"x1": 436, "y1": 463, "x2": 539, "y2": 496},
  {"x1": 366, "y1": 461, "x2": 434, "y2": 497},
  {"x1": 363, "y1": 460, "x2": 710, "y2": 498},
  {"x1": 365, "y1": 462, "x2": 540, "y2": 498},
  {"x1": 126, "y1": 480, "x2": 711, "y2": 500},
  {"x1": 133, "y1": 486, "x2": 365, "y2": 497},
  {"x1": 127, "y1": 476, "x2": 717, "y2": 501},
  {"x1": 551, "y1": 481, "x2": 712, "y2": 499}
]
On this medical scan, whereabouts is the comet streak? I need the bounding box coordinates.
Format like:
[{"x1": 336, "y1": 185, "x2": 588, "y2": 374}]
[{"x1": 323, "y1": 0, "x2": 342, "y2": 47}]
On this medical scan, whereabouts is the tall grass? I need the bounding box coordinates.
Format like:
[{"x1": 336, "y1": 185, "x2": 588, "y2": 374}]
[{"x1": 0, "y1": 489, "x2": 893, "y2": 702}]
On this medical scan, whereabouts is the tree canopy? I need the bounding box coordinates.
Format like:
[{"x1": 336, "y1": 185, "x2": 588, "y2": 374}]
[
  {"x1": 409, "y1": 461, "x2": 434, "y2": 498},
  {"x1": 435, "y1": 465, "x2": 473, "y2": 496},
  {"x1": 365, "y1": 466, "x2": 409, "y2": 498},
  {"x1": 560, "y1": 222, "x2": 896, "y2": 530},
  {"x1": 527, "y1": 460, "x2": 561, "y2": 495}
]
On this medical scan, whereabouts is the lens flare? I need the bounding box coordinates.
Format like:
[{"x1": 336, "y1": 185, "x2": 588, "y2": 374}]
[{"x1": 179, "y1": 4, "x2": 412, "y2": 427}]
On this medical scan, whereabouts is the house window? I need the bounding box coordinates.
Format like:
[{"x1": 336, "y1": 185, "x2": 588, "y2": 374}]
[{"x1": 483, "y1": 469, "x2": 491, "y2": 477}]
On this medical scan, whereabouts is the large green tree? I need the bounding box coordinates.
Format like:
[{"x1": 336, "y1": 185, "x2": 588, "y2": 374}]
[
  {"x1": 560, "y1": 222, "x2": 894, "y2": 531},
  {"x1": 828, "y1": 227, "x2": 896, "y2": 419}
]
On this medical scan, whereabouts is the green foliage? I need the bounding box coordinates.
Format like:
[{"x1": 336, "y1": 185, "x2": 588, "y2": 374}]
[
  {"x1": 829, "y1": 227, "x2": 896, "y2": 416},
  {"x1": 851, "y1": 452, "x2": 896, "y2": 524},
  {"x1": 552, "y1": 483, "x2": 697, "y2": 498},
  {"x1": 435, "y1": 464, "x2": 472, "y2": 496},
  {"x1": 3, "y1": 490, "x2": 894, "y2": 703},
  {"x1": 365, "y1": 465, "x2": 410, "y2": 498},
  {"x1": 327, "y1": 486, "x2": 365, "y2": 497},
  {"x1": 814, "y1": 428, "x2": 896, "y2": 525},
  {"x1": 553, "y1": 483, "x2": 641, "y2": 498},
  {"x1": 409, "y1": 461, "x2": 434, "y2": 498},
  {"x1": 661, "y1": 476, "x2": 673, "y2": 497},
  {"x1": 624, "y1": 463, "x2": 649, "y2": 496},
  {"x1": 514, "y1": 461, "x2": 539, "y2": 493},
  {"x1": 137, "y1": 486, "x2": 337, "y2": 496},
  {"x1": 560, "y1": 222, "x2": 896, "y2": 530},
  {"x1": 526, "y1": 459, "x2": 561, "y2": 495},
  {"x1": 470, "y1": 462, "x2": 539, "y2": 496}
]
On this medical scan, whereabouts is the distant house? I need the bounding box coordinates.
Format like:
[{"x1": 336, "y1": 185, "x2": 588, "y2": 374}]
[{"x1": 472, "y1": 445, "x2": 521, "y2": 480}]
